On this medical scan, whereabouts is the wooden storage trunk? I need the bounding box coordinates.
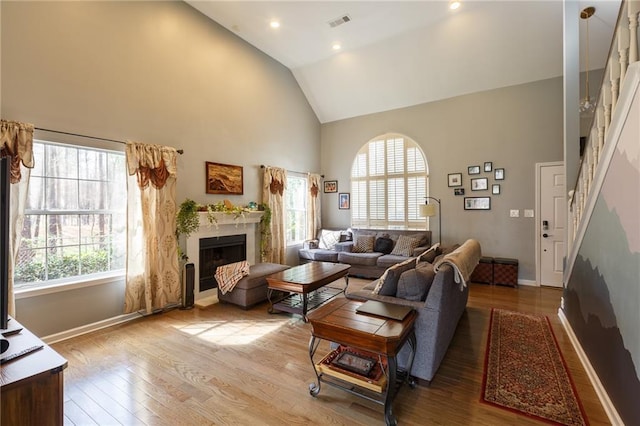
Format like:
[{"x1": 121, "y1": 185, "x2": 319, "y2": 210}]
[
  {"x1": 470, "y1": 257, "x2": 494, "y2": 284},
  {"x1": 493, "y1": 257, "x2": 518, "y2": 287}
]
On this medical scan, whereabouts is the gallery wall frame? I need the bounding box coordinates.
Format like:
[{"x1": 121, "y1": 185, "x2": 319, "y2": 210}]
[
  {"x1": 454, "y1": 188, "x2": 465, "y2": 196},
  {"x1": 206, "y1": 161, "x2": 243, "y2": 195},
  {"x1": 468, "y1": 165, "x2": 481, "y2": 175},
  {"x1": 495, "y1": 168, "x2": 505, "y2": 180},
  {"x1": 464, "y1": 197, "x2": 491, "y2": 210},
  {"x1": 448, "y1": 173, "x2": 462, "y2": 187},
  {"x1": 471, "y1": 177, "x2": 488, "y2": 191},
  {"x1": 324, "y1": 180, "x2": 338, "y2": 193},
  {"x1": 339, "y1": 193, "x2": 350, "y2": 209},
  {"x1": 492, "y1": 184, "x2": 501, "y2": 195},
  {"x1": 484, "y1": 162, "x2": 493, "y2": 172}
]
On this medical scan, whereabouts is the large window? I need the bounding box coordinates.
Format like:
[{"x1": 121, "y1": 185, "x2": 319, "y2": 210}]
[
  {"x1": 285, "y1": 174, "x2": 307, "y2": 244},
  {"x1": 351, "y1": 134, "x2": 428, "y2": 229},
  {"x1": 15, "y1": 141, "x2": 127, "y2": 289}
]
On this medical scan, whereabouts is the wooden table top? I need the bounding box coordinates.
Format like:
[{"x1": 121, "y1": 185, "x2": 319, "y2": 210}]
[
  {"x1": 266, "y1": 262, "x2": 350, "y2": 294},
  {"x1": 306, "y1": 298, "x2": 417, "y2": 356},
  {"x1": 1, "y1": 317, "x2": 67, "y2": 389}
]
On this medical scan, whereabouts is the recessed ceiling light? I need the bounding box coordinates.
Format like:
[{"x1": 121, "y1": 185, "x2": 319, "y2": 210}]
[
  {"x1": 332, "y1": 43, "x2": 342, "y2": 51},
  {"x1": 270, "y1": 20, "x2": 280, "y2": 29},
  {"x1": 449, "y1": 1, "x2": 461, "y2": 10}
]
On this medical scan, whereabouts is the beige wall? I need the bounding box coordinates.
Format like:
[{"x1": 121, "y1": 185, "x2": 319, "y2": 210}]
[
  {"x1": 320, "y1": 77, "x2": 565, "y2": 282},
  {"x1": 2, "y1": 1, "x2": 319, "y2": 336}
]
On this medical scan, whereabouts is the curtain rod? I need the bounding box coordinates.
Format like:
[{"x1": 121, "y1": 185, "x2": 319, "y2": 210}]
[
  {"x1": 34, "y1": 127, "x2": 184, "y2": 155},
  {"x1": 260, "y1": 164, "x2": 324, "y2": 178}
]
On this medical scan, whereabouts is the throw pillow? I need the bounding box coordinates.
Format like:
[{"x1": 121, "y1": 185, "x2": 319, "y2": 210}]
[
  {"x1": 390, "y1": 235, "x2": 421, "y2": 257},
  {"x1": 373, "y1": 235, "x2": 394, "y2": 254},
  {"x1": 353, "y1": 235, "x2": 375, "y2": 253},
  {"x1": 396, "y1": 263, "x2": 436, "y2": 301},
  {"x1": 318, "y1": 230, "x2": 342, "y2": 250},
  {"x1": 372, "y1": 257, "x2": 416, "y2": 296},
  {"x1": 416, "y1": 243, "x2": 441, "y2": 265}
]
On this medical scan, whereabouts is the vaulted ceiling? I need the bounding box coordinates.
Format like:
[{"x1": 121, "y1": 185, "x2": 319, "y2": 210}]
[{"x1": 187, "y1": 1, "x2": 620, "y2": 123}]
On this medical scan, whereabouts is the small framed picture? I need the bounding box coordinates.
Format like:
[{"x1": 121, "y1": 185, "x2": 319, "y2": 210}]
[
  {"x1": 484, "y1": 162, "x2": 493, "y2": 172},
  {"x1": 448, "y1": 173, "x2": 462, "y2": 187},
  {"x1": 492, "y1": 184, "x2": 501, "y2": 195},
  {"x1": 495, "y1": 168, "x2": 505, "y2": 180},
  {"x1": 471, "y1": 177, "x2": 488, "y2": 191},
  {"x1": 464, "y1": 197, "x2": 491, "y2": 210},
  {"x1": 454, "y1": 188, "x2": 465, "y2": 196},
  {"x1": 468, "y1": 165, "x2": 481, "y2": 175},
  {"x1": 324, "y1": 180, "x2": 338, "y2": 193},
  {"x1": 338, "y1": 193, "x2": 350, "y2": 209}
]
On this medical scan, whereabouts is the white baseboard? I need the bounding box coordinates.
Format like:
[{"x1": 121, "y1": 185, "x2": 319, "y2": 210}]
[
  {"x1": 517, "y1": 279, "x2": 537, "y2": 286},
  {"x1": 42, "y1": 312, "x2": 142, "y2": 345},
  {"x1": 558, "y1": 309, "x2": 624, "y2": 425}
]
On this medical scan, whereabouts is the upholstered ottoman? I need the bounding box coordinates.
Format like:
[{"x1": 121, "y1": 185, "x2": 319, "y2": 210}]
[
  {"x1": 217, "y1": 263, "x2": 290, "y2": 309},
  {"x1": 493, "y1": 257, "x2": 518, "y2": 287},
  {"x1": 470, "y1": 256, "x2": 494, "y2": 284}
]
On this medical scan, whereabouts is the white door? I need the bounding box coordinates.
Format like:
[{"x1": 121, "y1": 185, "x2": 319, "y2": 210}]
[{"x1": 538, "y1": 163, "x2": 565, "y2": 287}]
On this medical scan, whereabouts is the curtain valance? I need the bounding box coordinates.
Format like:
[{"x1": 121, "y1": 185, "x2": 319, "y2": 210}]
[
  {"x1": 125, "y1": 142, "x2": 177, "y2": 190},
  {"x1": 0, "y1": 119, "x2": 34, "y2": 183}
]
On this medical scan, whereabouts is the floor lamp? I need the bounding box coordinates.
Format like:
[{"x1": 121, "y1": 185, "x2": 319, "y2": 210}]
[{"x1": 419, "y1": 197, "x2": 441, "y2": 246}]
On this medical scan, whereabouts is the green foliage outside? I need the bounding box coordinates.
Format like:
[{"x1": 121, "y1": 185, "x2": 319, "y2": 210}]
[{"x1": 15, "y1": 250, "x2": 110, "y2": 283}]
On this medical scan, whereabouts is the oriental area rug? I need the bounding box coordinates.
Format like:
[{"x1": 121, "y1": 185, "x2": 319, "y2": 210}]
[{"x1": 482, "y1": 308, "x2": 588, "y2": 425}]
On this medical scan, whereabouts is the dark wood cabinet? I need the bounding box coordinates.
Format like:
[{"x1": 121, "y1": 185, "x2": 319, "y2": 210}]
[{"x1": 1, "y1": 317, "x2": 67, "y2": 426}]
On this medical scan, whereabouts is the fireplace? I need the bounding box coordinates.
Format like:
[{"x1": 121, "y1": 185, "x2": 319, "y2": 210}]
[{"x1": 199, "y1": 234, "x2": 247, "y2": 291}]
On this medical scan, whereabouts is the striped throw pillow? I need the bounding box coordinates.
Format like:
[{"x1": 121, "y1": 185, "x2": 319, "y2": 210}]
[{"x1": 390, "y1": 235, "x2": 421, "y2": 257}]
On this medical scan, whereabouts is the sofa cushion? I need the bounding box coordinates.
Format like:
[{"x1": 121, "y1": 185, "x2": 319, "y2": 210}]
[
  {"x1": 318, "y1": 229, "x2": 342, "y2": 250},
  {"x1": 372, "y1": 257, "x2": 416, "y2": 296},
  {"x1": 298, "y1": 248, "x2": 339, "y2": 262},
  {"x1": 374, "y1": 235, "x2": 394, "y2": 254},
  {"x1": 236, "y1": 263, "x2": 291, "y2": 290},
  {"x1": 338, "y1": 251, "x2": 382, "y2": 266},
  {"x1": 353, "y1": 234, "x2": 375, "y2": 253},
  {"x1": 390, "y1": 235, "x2": 421, "y2": 257},
  {"x1": 396, "y1": 262, "x2": 436, "y2": 301},
  {"x1": 376, "y1": 254, "x2": 413, "y2": 269}
]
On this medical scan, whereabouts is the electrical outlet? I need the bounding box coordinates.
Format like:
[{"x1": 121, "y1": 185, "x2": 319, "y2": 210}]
[
  {"x1": 524, "y1": 209, "x2": 534, "y2": 218},
  {"x1": 510, "y1": 209, "x2": 520, "y2": 218}
]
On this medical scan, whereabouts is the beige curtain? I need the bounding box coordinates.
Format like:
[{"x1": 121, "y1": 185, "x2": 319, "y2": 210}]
[
  {"x1": 307, "y1": 173, "x2": 322, "y2": 240},
  {"x1": 124, "y1": 142, "x2": 180, "y2": 314},
  {"x1": 262, "y1": 166, "x2": 286, "y2": 264},
  {"x1": 0, "y1": 120, "x2": 34, "y2": 317}
]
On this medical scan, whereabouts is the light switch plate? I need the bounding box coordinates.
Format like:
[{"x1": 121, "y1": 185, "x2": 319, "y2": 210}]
[
  {"x1": 524, "y1": 209, "x2": 534, "y2": 218},
  {"x1": 510, "y1": 209, "x2": 520, "y2": 218}
]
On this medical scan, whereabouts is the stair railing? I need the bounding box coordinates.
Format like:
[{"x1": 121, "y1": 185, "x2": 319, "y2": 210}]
[{"x1": 568, "y1": 0, "x2": 640, "y2": 251}]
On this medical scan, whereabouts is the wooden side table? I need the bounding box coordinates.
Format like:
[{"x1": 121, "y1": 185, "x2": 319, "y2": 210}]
[{"x1": 306, "y1": 298, "x2": 417, "y2": 426}]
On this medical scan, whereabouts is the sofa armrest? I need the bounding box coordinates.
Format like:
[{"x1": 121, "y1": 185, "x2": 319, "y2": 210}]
[
  {"x1": 334, "y1": 241, "x2": 354, "y2": 252},
  {"x1": 303, "y1": 239, "x2": 319, "y2": 250}
]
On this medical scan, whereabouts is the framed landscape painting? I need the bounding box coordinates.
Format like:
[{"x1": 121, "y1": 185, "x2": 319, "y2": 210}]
[{"x1": 206, "y1": 162, "x2": 243, "y2": 195}]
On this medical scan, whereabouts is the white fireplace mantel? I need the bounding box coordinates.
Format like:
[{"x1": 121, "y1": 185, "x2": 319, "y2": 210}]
[{"x1": 185, "y1": 211, "x2": 264, "y2": 301}]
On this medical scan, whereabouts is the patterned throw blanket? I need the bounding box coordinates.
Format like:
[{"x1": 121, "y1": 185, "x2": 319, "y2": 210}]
[
  {"x1": 215, "y1": 261, "x2": 250, "y2": 295},
  {"x1": 434, "y1": 239, "x2": 481, "y2": 290}
]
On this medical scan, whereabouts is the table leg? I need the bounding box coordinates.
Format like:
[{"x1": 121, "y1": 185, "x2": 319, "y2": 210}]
[
  {"x1": 384, "y1": 355, "x2": 398, "y2": 426},
  {"x1": 308, "y1": 336, "x2": 321, "y2": 396},
  {"x1": 405, "y1": 331, "x2": 417, "y2": 388},
  {"x1": 267, "y1": 288, "x2": 275, "y2": 314},
  {"x1": 302, "y1": 293, "x2": 309, "y2": 322}
]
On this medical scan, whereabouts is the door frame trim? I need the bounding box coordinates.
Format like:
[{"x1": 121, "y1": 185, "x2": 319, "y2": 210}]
[{"x1": 535, "y1": 161, "x2": 564, "y2": 287}]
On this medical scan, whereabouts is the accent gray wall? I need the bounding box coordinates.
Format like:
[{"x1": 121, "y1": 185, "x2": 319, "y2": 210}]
[
  {"x1": 2, "y1": 1, "x2": 319, "y2": 336},
  {"x1": 320, "y1": 77, "x2": 564, "y2": 282}
]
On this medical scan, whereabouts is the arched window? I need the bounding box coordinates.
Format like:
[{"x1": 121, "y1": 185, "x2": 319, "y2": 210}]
[{"x1": 351, "y1": 134, "x2": 428, "y2": 230}]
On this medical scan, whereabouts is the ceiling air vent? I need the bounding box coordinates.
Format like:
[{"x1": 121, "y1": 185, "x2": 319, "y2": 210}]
[{"x1": 328, "y1": 15, "x2": 351, "y2": 28}]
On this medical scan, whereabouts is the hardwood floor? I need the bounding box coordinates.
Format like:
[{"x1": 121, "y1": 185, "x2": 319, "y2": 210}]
[{"x1": 52, "y1": 281, "x2": 611, "y2": 425}]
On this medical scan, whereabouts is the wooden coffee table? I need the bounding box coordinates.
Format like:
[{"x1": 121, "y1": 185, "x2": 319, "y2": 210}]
[
  {"x1": 266, "y1": 262, "x2": 350, "y2": 321},
  {"x1": 306, "y1": 298, "x2": 417, "y2": 426}
]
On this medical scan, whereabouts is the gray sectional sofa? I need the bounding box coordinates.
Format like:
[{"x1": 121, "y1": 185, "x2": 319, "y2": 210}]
[
  {"x1": 299, "y1": 228, "x2": 432, "y2": 279},
  {"x1": 348, "y1": 239, "x2": 481, "y2": 384}
]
